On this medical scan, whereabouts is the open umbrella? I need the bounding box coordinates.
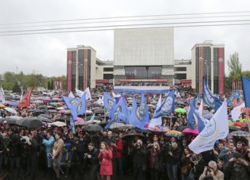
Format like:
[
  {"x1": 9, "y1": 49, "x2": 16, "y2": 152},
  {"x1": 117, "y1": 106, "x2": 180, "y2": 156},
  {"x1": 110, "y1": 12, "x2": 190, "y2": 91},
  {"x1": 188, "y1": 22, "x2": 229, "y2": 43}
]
[
  {"x1": 50, "y1": 121, "x2": 66, "y2": 127},
  {"x1": 165, "y1": 130, "x2": 183, "y2": 137},
  {"x1": 55, "y1": 117, "x2": 69, "y2": 122},
  {"x1": 174, "y1": 108, "x2": 186, "y2": 113},
  {"x1": 4, "y1": 107, "x2": 17, "y2": 114},
  {"x1": 0, "y1": 117, "x2": 19, "y2": 124},
  {"x1": 109, "y1": 122, "x2": 126, "y2": 129},
  {"x1": 88, "y1": 103, "x2": 102, "y2": 108},
  {"x1": 75, "y1": 117, "x2": 84, "y2": 122},
  {"x1": 37, "y1": 117, "x2": 52, "y2": 123},
  {"x1": 38, "y1": 114, "x2": 51, "y2": 119},
  {"x1": 94, "y1": 109, "x2": 105, "y2": 114},
  {"x1": 9, "y1": 102, "x2": 18, "y2": 106},
  {"x1": 75, "y1": 121, "x2": 89, "y2": 126},
  {"x1": 0, "y1": 104, "x2": 5, "y2": 108},
  {"x1": 182, "y1": 128, "x2": 199, "y2": 136},
  {"x1": 17, "y1": 117, "x2": 43, "y2": 128},
  {"x1": 230, "y1": 130, "x2": 249, "y2": 137},
  {"x1": 82, "y1": 124, "x2": 103, "y2": 131},
  {"x1": 122, "y1": 132, "x2": 144, "y2": 139}
]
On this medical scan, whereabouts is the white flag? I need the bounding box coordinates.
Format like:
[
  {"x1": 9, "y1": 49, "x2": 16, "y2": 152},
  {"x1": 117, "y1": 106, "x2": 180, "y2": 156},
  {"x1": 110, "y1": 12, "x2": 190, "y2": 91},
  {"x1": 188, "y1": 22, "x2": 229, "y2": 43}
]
[
  {"x1": 231, "y1": 103, "x2": 245, "y2": 121},
  {"x1": 0, "y1": 87, "x2": 5, "y2": 103},
  {"x1": 149, "y1": 95, "x2": 162, "y2": 127},
  {"x1": 96, "y1": 97, "x2": 103, "y2": 105},
  {"x1": 189, "y1": 101, "x2": 229, "y2": 154},
  {"x1": 76, "y1": 88, "x2": 92, "y2": 100},
  {"x1": 68, "y1": 91, "x2": 75, "y2": 98},
  {"x1": 84, "y1": 87, "x2": 92, "y2": 100}
]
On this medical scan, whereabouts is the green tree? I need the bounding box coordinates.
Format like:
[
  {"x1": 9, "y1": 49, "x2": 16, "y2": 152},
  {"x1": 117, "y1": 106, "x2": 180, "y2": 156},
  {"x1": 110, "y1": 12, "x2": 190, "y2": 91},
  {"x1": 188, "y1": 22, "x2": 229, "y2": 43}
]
[
  {"x1": 12, "y1": 82, "x2": 21, "y2": 93},
  {"x1": 227, "y1": 52, "x2": 242, "y2": 75},
  {"x1": 241, "y1": 70, "x2": 250, "y2": 78}
]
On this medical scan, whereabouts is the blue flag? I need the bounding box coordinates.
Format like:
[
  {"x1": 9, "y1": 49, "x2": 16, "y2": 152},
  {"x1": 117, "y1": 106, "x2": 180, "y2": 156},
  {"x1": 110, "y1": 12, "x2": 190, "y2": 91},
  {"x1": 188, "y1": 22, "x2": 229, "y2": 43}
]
[
  {"x1": 62, "y1": 93, "x2": 87, "y2": 120},
  {"x1": 197, "y1": 94, "x2": 201, "y2": 102},
  {"x1": 70, "y1": 118, "x2": 75, "y2": 133},
  {"x1": 129, "y1": 96, "x2": 148, "y2": 129},
  {"x1": 140, "y1": 93, "x2": 150, "y2": 124},
  {"x1": 90, "y1": 113, "x2": 95, "y2": 122},
  {"x1": 153, "y1": 90, "x2": 175, "y2": 118},
  {"x1": 241, "y1": 76, "x2": 250, "y2": 107},
  {"x1": 227, "y1": 90, "x2": 240, "y2": 106},
  {"x1": 104, "y1": 92, "x2": 115, "y2": 111},
  {"x1": 203, "y1": 77, "x2": 222, "y2": 111},
  {"x1": 105, "y1": 95, "x2": 128, "y2": 129},
  {"x1": 187, "y1": 99, "x2": 196, "y2": 129}
]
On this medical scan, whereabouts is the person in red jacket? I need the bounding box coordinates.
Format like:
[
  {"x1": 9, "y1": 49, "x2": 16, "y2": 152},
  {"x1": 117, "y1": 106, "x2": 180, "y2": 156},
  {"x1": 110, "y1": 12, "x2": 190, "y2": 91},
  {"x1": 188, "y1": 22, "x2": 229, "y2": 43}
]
[
  {"x1": 114, "y1": 132, "x2": 124, "y2": 180},
  {"x1": 98, "y1": 141, "x2": 113, "y2": 180}
]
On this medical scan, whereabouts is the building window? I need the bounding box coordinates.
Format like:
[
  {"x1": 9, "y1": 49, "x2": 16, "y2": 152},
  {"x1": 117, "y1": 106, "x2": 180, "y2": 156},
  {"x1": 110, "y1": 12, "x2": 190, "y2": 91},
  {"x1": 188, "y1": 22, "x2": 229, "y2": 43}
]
[
  {"x1": 104, "y1": 68, "x2": 113, "y2": 72},
  {"x1": 175, "y1": 67, "x2": 186, "y2": 71},
  {"x1": 175, "y1": 74, "x2": 187, "y2": 79},
  {"x1": 104, "y1": 74, "x2": 113, "y2": 79}
]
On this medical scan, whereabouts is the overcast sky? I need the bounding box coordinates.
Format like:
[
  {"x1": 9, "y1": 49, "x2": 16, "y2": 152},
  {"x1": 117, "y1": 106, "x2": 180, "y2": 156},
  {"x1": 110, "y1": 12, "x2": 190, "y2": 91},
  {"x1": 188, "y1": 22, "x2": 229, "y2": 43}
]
[{"x1": 0, "y1": 0, "x2": 249, "y2": 77}]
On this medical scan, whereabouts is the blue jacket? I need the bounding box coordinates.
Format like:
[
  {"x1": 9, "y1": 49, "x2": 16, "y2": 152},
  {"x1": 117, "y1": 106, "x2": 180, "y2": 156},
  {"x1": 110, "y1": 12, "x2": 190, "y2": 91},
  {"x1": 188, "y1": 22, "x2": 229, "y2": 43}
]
[
  {"x1": 218, "y1": 148, "x2": 236, "y2": 163},
  {"x1": 42, "y1": 136, "x2": 55, "y2": 154}
]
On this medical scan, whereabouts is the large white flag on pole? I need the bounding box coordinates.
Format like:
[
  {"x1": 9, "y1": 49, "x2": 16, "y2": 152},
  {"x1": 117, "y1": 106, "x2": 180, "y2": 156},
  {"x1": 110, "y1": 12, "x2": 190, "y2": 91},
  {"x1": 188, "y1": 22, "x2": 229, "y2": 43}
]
[
  {"x1": 189, "y1": 101, "x2": 229, "y2": 154},
  {"x1": 149, "y1": 95, "x2": 162, "y2": 127}
]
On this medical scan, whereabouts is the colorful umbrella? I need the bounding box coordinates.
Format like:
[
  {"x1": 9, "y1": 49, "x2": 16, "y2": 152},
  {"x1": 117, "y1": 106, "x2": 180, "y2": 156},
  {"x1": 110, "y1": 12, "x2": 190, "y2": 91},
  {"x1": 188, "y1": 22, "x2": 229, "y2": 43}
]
[
  {"x1": 165, "y1": 130, "x2": 183, "y2": 137},
  {"x1": 234, "y1": 122, "x2": 246, "y2": 127},
  {"x1": 182, "y1": 128, "x2": 199, "y2": 136},
  {"x1": 174, "y1": 108, "x2": 186, "y2": 113},
  {"x1": 230, "y1": 130, "x2": 249, "y2": 137},
  {"x1": 0, "y1": 104, "x2": 5, "y2": 108}
]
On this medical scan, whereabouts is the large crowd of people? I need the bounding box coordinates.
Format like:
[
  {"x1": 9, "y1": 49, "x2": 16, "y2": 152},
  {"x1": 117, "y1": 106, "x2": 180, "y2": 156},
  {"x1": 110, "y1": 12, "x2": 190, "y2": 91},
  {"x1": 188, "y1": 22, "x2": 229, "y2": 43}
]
[{"x1": 0, "y1": 85, "x2": 249, "y2": 180}]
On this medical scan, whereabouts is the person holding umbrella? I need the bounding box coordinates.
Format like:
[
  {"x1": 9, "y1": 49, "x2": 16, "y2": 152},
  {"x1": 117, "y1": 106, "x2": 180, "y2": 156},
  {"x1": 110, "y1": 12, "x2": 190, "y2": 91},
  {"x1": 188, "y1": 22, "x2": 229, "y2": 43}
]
[
  {"x1": 52, "y1": 132, "x2": 64, "y2": 180},
  {"x1": 98, "y1": 141, "x2": 113, "y2": 180}
]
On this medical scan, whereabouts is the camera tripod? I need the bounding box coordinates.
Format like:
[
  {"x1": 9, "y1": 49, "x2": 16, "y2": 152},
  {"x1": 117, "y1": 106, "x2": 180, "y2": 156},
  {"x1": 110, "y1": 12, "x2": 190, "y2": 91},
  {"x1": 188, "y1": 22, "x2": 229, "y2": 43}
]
[{"x1": 63, "y1": 148, "x2": 85, "y2": 180}]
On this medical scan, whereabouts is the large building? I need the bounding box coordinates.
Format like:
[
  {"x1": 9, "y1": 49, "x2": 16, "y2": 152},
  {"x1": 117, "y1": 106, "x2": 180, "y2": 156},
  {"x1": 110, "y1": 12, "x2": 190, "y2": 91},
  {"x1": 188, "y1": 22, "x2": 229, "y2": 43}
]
[
  {"x1": 67, "y1": 45, "x2": 113, "y2": 91},
  {"x1": 113, "y1": 27, "x2": 174, "y2": 86},
  {"x1": 191, "y1": 40, "x2": 225, "y2": 94},
  {"x1": 174, "y1": 59, "x2": 192, "y2": 86}
]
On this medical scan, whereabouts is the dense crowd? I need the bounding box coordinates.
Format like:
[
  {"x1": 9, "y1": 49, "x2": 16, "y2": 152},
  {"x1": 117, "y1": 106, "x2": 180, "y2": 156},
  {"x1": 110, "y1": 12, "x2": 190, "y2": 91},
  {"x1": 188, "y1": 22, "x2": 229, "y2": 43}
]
[{"x1": 0, "y1": 86, "x2": 249, "y2": 180}]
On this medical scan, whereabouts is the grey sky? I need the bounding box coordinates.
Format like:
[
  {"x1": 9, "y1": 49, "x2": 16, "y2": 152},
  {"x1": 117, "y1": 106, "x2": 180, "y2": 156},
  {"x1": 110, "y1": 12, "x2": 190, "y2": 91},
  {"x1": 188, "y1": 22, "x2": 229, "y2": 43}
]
[{"x1": 0, "y1": 0, "x2": 249, "y2": 76}]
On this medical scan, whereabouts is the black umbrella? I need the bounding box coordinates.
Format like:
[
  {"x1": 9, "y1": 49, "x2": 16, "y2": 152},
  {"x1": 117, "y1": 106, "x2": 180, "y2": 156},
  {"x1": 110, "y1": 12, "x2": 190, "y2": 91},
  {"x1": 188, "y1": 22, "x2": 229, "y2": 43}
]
[
  {"x1": 16, "y1": 117, "x2": 43, "y2": 128},
  {"x1": 82, "y1": 124, "x2": 103, "y2": 131},
  {"x1": 229, "y1": 126, "x2": 240, "y2": 132},
  {"x1": 94, "y1": 109, "x2": 105, "y2": 114},
  {"x1": 176, "y1": 126, "x2": 188, "y2": 132},
  {"x1": 98, "y1": 121, "x2": 109, "y2": 128},
  {"x1": 0, "y1": 118, "x2": 19, "y2": 125},
  {"x1": 88, "y1": 103, "x2": 102, "y2": 108},
  {"x1": 55, "y1": 117, "x2": 70, "y2": 122},
  {"x1": 122, "y1": 132, "x2": 145, "y2": 139},
  {"x1": 37, "y1": 117, "x2": 52, "y2": 123},
  {"x1": 38, "y1": 114, "x2": 51, "y2": 119}
]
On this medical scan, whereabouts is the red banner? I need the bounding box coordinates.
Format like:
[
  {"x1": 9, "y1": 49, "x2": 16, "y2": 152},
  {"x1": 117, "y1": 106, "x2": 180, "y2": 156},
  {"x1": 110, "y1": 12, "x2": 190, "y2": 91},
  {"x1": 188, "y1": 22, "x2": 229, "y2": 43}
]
[{"x1": 18, "y1": 87, "x2": 34, "y2": 108}]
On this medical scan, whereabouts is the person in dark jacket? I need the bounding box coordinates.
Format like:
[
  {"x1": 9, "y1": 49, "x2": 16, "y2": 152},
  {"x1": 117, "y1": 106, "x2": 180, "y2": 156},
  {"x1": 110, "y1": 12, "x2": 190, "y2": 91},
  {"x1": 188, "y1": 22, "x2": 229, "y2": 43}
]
[
  {"x1": 27, "y1": 132, "x2": 38, "y2": 180},
  {"x1": 223, "y1": 154, "x2": 250, "y2": 180},
  {"x1": 6, "y1": 129, "x2": 22, "y2": 180},
  {"x1": 131, "y1": 139, "x2": 147, "y2": 180},
  {"x1": 164, "y1": 142, "x2": 181, "y2": 180},
  {"x1": 86, "y1": 142, "x2": 99, "y2": 180}
]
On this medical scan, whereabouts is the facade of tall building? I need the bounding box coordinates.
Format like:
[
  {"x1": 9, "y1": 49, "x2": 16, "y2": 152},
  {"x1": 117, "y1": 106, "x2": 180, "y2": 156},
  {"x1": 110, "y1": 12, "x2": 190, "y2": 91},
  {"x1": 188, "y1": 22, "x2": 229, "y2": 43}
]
[
  {"x1": 191, "y1": 40, "x2": 225, "y2": 94},
  {"x1": 67, "y1": 45, "x2": 96, "y2": 91},
  {"x1": 113, "y1": 27, "x2": 174, "y2": 86},
  {"x1": 67, "y1": 46, "x2": 113, "y2": 91}
]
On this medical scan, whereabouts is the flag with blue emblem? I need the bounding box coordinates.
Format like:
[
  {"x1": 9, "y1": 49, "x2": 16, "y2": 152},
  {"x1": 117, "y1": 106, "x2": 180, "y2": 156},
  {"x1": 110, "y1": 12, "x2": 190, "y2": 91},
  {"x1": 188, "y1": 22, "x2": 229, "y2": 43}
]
[
  {"x1": 149, "y1": 95, "x2": 162, "y2": 128},
  {"x1": 227, "y1": 90, "x2": 240, "y2": 106},
  {"x1": 241, "y1": 76, "x2": 250, "y2": 107},
  {"x1": 187, "y1": 98, "x2": 196, "y2": 129},
  {"x1": 105, "y1": 95, "x2": 128, "y2": 129},
  {"x1": 189, "y1": 101, "x2": 229, "y2": 154},
  {"x1": 129, "y1": 96, "x2": 148, "y2": 129},
  {"x1": 203, "y1": 77, "x2": 222, "y2": 111},
  {"x1": 62, "y1": 93, "x2": 87, "y2": 120},
  {"x1": 104, "y1": 92, "x2": 115, "y2": 111},
  {"x1": 140, "y1": 93, "x2": 150, "y2": 125},
  {"x1": 153, "y1": 90, "x2": 175, "y2": 118}
]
